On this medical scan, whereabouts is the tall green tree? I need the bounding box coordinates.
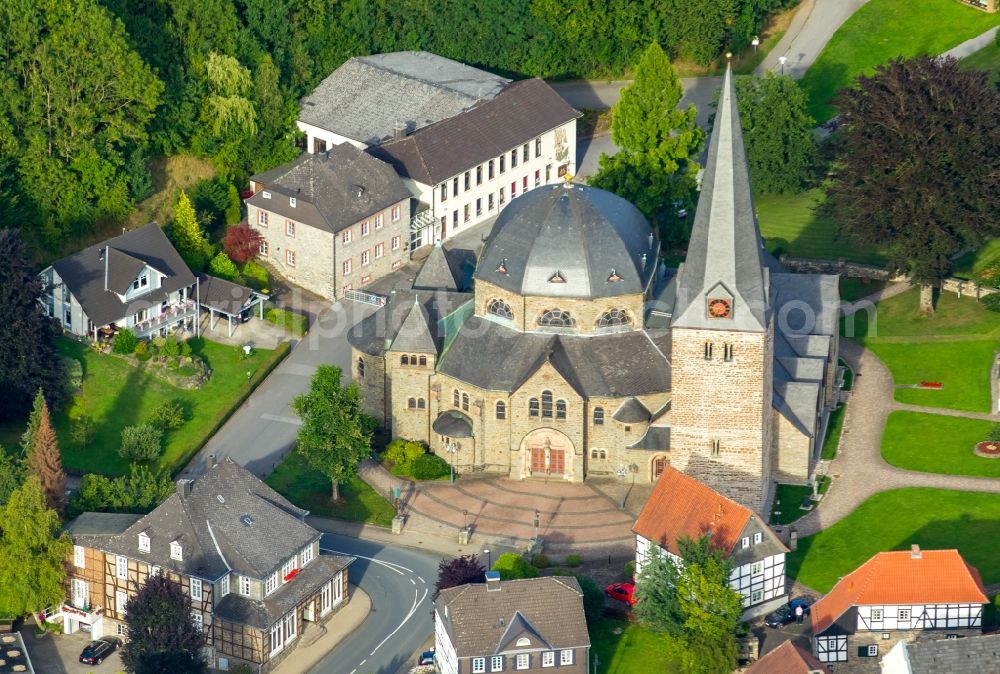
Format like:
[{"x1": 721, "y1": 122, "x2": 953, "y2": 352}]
[
  {"x1": 68, "y1": 465, "x2": 174, "y2": 519},
  {"x1": 26, "y1": 399, "x2": 67, "y2": 517},
  {"x1": 20, "y1": 389, "x2": 46, "y2": 456},
  {"x1": 292, "y1": 365, "x2": 374, "y2": 501},
  {"x1": 589, "y1": 43, "x2": 704, "y2": 246},
  {"x1": 0, "y1": 449, "x2": 24, "y2": 506},
  {"x1": 0, "y1": 476, "x2": 72, "y2": 616},
  {"x1": 168, "y1": 191, "x2": 212, "y2": 270},
  {"x1": 735, "y1": 73, "x2": 817, "y2": 194},
  {"x1": 120, "y1": 574, "x2": 207, "y2": 674},
  {"x1": 0, "y1": 230, "x2": 65, "y2": 420},
  {"x1": 824, "y1": 55, "x2": 1000, "y2": 315}
]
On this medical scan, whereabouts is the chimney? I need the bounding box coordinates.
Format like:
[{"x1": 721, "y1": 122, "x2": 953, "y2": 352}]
[
  {"x1": 911, "y1": 544, "x2": 922, "y2": 559},
  {"x1": 393, "y1": 120, "x2": 407, "y2": 140},
  {"x1": 102, "y1": 246, "x2": 109, "y2": 291},
  {"x1": 176, "y1": 478, "x2": 194, "y2": 498},
  {"x1": 485, "y1": 570, "x2": 501, "y2": 592}
]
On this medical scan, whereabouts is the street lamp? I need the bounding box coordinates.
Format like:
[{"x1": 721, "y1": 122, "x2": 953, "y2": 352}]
[
  {"x1": 533, "y1": 510, "x2": 540, "y2": 538},
  {"x1": 752, "y1": 35, "x2": 760, "y2": 54},
  {"x1": 778, "y1": 55, "x2": 788, "y2": 76},
  {"x1": 616, "y1": 465, "x2": 628, "y2": 509},
  {"x1": 483, "y1": 548, "x2": 491, "y2": 570},
  {"x1": 446, "y1": 441, "x2": 459, "y2": 483}
]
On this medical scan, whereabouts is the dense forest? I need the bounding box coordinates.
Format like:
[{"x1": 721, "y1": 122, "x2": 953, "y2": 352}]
[{"x1": 0, "y1": 0, "x2": 792, "y2": 258}]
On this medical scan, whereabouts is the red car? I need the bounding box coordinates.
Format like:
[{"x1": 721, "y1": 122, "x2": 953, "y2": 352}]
[{"x1": 605, "y1": 582, "x2": 637, "y2": 606}]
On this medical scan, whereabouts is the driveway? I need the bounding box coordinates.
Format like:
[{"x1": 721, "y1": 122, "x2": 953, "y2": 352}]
[
  {"x1": 756, "y1": 0, "x2": 868, "y2": 79},
  {"x1": 19, "y1": 626, "x2": 122, "y2": 674}
]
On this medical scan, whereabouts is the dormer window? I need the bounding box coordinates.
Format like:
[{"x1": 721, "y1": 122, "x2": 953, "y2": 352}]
[
  {"x1": 289, "y1": 196, "x2": 296, "y2": 208},
  {"x1": 262, "y1": 190, "x2": 271, "y2": 199},
  {"x1": 138, "y1": 533, "x2": 150, "y2": 553},
  {"x1": 170, "y1": 541, "x2": 182, "y2": 561},
  {"x1": 132, "y1": 274, "x2": 148, "y2": 291}
]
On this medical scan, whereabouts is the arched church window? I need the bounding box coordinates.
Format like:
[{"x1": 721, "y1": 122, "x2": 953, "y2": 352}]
[
  {"x1": 357, "y1": 358, "x2": 365, "y2": 379},
  {"x1": 487, "y1": 298, "x2": 514, "y2": 320},
  {"x1": 496, "y1": 401, "x2": 506, "y2": 420},
  {"x1": 529, "y1": 398, "x2": 540, "y2": 418},
  {"x1": 407, "y1": 397, "x2": 416, "y2": 409},
  {"x1": 453, "y1": 389, "x2": 460, "y2": 407},
  {"x1": 541, "y1": 390, "x2": 553, "y2": 418},
  {"x1": 462, "y1": 392, "x2": 470, "y2": 411},
  {"x1": 556, "y1": 400, "x2": 567, "y2": 420},
  {"x1": 419, "y1": 355, "x2": 428, "y2": 366},
  {"x1": 401, "y1": 354, "x2": 409, "y2": 365},
  {"x1": 597, "y1": 308, "x2": 631, "y2": 328},
  {"x1": 537, "y1": 309, "x2": 575, "y2": 328},
  {"x1": 593, "y1": 407, "x2": 604, "y2": 425},
  {"x1": 417, "y1": 398, "x2": 426, "y2": 409}
]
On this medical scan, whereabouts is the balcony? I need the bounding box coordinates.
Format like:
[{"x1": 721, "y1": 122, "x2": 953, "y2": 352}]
[{"x1": 134, "y1": 299, "x2": 198, "y2": 338}]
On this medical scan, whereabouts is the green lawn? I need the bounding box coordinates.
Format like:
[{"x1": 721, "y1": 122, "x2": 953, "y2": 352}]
[
  {"x1": 839, "y1": 277, "x2": 887, "y2": 303},
  {"x1": 847, "y1": 288, "x2": 1000, "y2": 340},
  {"x1": 265, "y1": 452, "x2": 396, "y2": 527},
  {"x1": 882, "y1": 411, "x2": 998, "y2": 477},
  {"x1": 961, "y1": 40, "x2": 1000, "y2": 84},
  {"x1": 770, "y1": 476, "x2": 832, "y2": 525},
  {"x1": 799, "y1": 0, "x2": 1000, "y2": 122},
  {"x1": 788, "y1": 488, "x2": 1000, "y2": 592},
  {"x1": 756, "y1": 189, "x2": 885, "y2": 264},
  {"x1": 821, "y1": 404, "x2": 846, "y2": 461},
  {"x1": 954, "y1": 238, "x2": 1000, "y2": 280},
  {"x1": 0, "y1": 337, "x2": 287, "y2": 476},
  {"x1": 590, "y1": 617, "x2": 679, "y2": 673}
]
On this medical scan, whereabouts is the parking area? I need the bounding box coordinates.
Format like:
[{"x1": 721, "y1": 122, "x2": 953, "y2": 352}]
[{"x1": 19, "y1": 626, "x2": 123, "y2": 674}]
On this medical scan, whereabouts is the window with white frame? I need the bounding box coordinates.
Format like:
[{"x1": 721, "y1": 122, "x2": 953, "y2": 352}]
[
  {"x1": 72, "y1": 579, "x2": 88, "y2": 608},
  {"x1": 257, "y1": 210, "x2": 269, "y2": 226},
  {"x1": 391, "y1": 205, "x2": 400, "y2": 222},
  {"x1": 116, "y1": 555, "x2": 128, "y2": 579},
  {"x1": 74, "y1": 545, "x2": 85, "y2": 568},
  {"x1": 192, "y1": 612, "x2": 203, "y2": 632},
  {"x1": 898, "y1": 609, "x2": 911, "y2": 621},
  {"x1": 752, "y1": 589, "x2": 763, "y2": 603},
  {"x1": 220, "y1": 574, "x2": 230, "y2": 597},
  {"x1": 391, "y1": 235, "x2": 400, "y2": 251},
  {"x1": 515, "y1": 654, "x2": 529, "y2": 670},
  {"x1": 342, "y1": 228, "x2": 352, "y2": 244},
  {"x1": 871, "y1": 609, "x2": 883, "y2": 621},
  {"x1": 286, "y1": 220, "x2": 295, "y2": 237},
  {"x1": 375, "y1": 213, "x2": 384, "y2": 228},
  {"x1": 151, "y1": 565, "x2": 161, "y2": 578},
  {"x1": 286, "y1": 249, "x2": 296, "y2": 266},
  {"x1": 560, "y1": 650, "x2": 573, "y2": 665},
  {"x1": 342, "y1": 259, "x2": 352, "y2": 275},
  {"x1": 284, "y1": 612, "x2": 296, "y2": 643},
  {"x1": 867, "y1": 645, "x2": 878, "y2": 657},
  {"x1": 289, "y1": 196, "x2": 296, "y2": 208},
  {"x1": 753, "y1": 532, "x2": 763, "y2": 545},
  {"x1": 491, "y1": 655, "x2": 504, "y2": 671},
  {"x1": 282, "y1": 558, "x2": 297, "y2": 582},
  {"x1": 269, "y1": 620, "x2": 284, "y2": 656},
  {"x1": 321, "y1": 581, "x2": 332, "y2": 615},
  {"x1": 542, "y1": 651, "x2": 554, "y2": 667},
  {"x1": 190, "y1": 578, "x2": 203, "y2": 600},
  {"x1": 751, "y1": 561, "x2": 763, "y2": 576},
  {"x1": 138, "y1": 533, "x2": 150, "y2": 553},
  {"x1": 170, "y1": 541, "x2": 182, "y2": 560},
  {"x1": 361, "y1": 249, "x2": 370, "y2": 266},
  {"x1": 375, "y1": 242, "x2": 384, "y2": 259},
  {"x1": 259, "y1": 239, "x2": 268, "y2": 256},
  {"x1": 265, "y1": 572, "x2": 277, "y2": 596},
  {"x1": 301, "y1": 544, "x2": 314, "y2": 566},
  {"x1": 473, "y1": 657, "x2": 486, "y2": 673},
  {"x1": 362, "y1": 220, "x2": 370, "y2": 237},
  {"x1": 240, "y1": 576, "x2": 251, "y2": 596},
  {"x1": 116, "y1": 623, "x2": 128, "y2": 637},
  {"x1": 262, "y1": 190, "x2": 271, "y2": 199},
  {"x1": 116, "y1": 590, "x2": 128, "y2": 615},
  {"x1": 741, "y1": 537, "x2": 750, "y2": 549}
]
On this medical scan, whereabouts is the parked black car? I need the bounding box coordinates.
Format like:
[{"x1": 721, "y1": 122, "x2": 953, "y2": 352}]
[
  {"x1": 764, "y1": 597, "x2": 814, "y2": 628},
  {"x1": 79, "y1": 636, "x2": 123, "y2": 665}
]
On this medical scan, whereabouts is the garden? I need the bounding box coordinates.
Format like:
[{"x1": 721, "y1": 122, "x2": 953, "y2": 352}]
[
  {"x1": 881, "y1": 412, "x2": 1000, "y2": 478},
  {"x1": 787, "y1": 488, "x2": 1000, "y2": 593}
]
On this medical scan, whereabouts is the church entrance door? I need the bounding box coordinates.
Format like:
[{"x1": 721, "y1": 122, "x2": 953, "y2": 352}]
[
  {"x1": 549, "y1": 450, "x2": 565, "y2": 475},
  {"x1": 530, "y1": 448, "x2": 546, "y2": 473}
]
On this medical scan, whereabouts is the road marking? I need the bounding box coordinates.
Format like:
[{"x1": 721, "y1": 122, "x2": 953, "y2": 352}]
[
  {"x1": 418, "y1": 576, "x2": 425, "y2": 584},
  {"x1": 320, "y1": 548, "x2": 413, "y2": 575},
  {"x1": 369, "y1": 587, "x2": 429, "y2": 657},
  {"x1": 359, "y1": 659, "x2": 366, "y2": 666},
  {"x1": 260, "y1": 413, "x2": 302, "y2": 425},
  {"x1": 410, "y1": 578, "x2": 416, "y2": 585}
]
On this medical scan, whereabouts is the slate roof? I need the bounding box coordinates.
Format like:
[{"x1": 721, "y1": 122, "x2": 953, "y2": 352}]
[
  {"x1": 347, "y1": 289, "x2": 472, "y2": 357},
  {"x1": 214, "y1": 554, "x2": 352, "y2": 629},
  {"x1": 64, "y1": 512, "x2": 144, "y2": 547},
  {"x1": 413, "y1": 245, "x2": 475, "y2": 292},
  {"x1": 632, "y1": 467, "x2": 786, "y2": 559},
  {"x1": 389, "y1": 299, "x2": 439, "y2": 354},
  {"x1": 436, "y1": 316, "x2": 671, "y2": 397},
  {"x1": 900, "y1": 632, "x2": 1000, "y2": 673},
  {"x1": 612, "y1": 397, "x2": 651, "y2": 423},
  {"x1": 299, "y1": 52, "x2": 510, "y2": 146},
  {"x1": 744, "y1": 640, "x2": 830, "y2": 674},
  {"x1": 811, "y1": 549, "x2": 988, "y2": 634},
  {"x1": 49, "y1": 222, "x2": 196, "y2": 328},
  {"x1": 69, "y1": 459, "x2": 319, "y2": 582},
  {"x1": 628, "y1": 426, "x2": 670, "y2": 451},
  {"x1": 474, "y1": 184, "x2": 658, "y2": 300},
  {"x1": 247, "y1": 144, "x2": 411, "y2": 234},
  {"x1": 435, "y1": 577, "x2": 590, "y2": 657},
  {"x1": 367, "y1": 78, "x2": 580, "y2": 186},
  {"x1": 198, "y1": 274, "x2": 254, "y2": 316},
  {"x1": 673, "y1": 65, "x2": 769, "y2": 332}
]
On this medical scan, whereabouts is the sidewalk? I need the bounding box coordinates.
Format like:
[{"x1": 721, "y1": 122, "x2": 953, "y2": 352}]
[
  {"x1": 307, "y1": 514, "x2": 477, "y2": 559},
  {"x1": 272, "y1": 586, "x2": 371, "y2": 674},
  {"x1": 756, "y1": 0, "x2": 869, "y2": 79}
]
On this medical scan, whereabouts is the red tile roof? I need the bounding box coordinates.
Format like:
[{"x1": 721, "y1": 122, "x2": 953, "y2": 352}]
[
  {"x1": 811, "y1": 548, "x2": 988, "y2": 634},
  {"x1": 632, "y1": 467, "x2": 753, "y2": 556},
  {"x1": 744, "y1": 640, "x2": 830, "y2": 674}
]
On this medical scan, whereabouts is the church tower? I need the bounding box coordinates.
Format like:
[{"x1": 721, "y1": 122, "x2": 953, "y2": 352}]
[{"x1": 669, "y1": 64, "x2": 774, "y2": 511}]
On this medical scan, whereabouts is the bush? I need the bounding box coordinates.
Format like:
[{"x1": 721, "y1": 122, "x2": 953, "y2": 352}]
[
  {"x1": 209, "y1": 251, "x2": 240, "y2": 281},
  {"x1": 980, "y1": 293, "x2": 1000, "y2": 312},
  {"x1": 63, "y1": 356, "x2": 83, "y2": 393},
  {"x1": 179, "y1": 340, "x2": 193, "y2": 357},
  {"x1": 625, "y1": 560, "x2": 636, "y2": 580},
  {"x1": 987, "y1": 424, "x2": 1000, "y2": 443},
  {"x1": 147, "y1": 400, "x2": 187, "y2": 431},
  {"x1": 70, "y1": 415, "x2": 94, "y2": 447},
  {"x1": 134, "y1": 340, "x2": 151, "y2": 361},
  {"x1": 161, "y1": 335, "x2": 180, "y2": 357},
  {"x1": 384, "y1": 439, "x2": 426, "y2": 466},
  {"x1": 410, "y1": 453, "x2": 451, "y2": 480},
  {"x1": 575, "y1": 574, "x2": 604, "y2": 621},
  {"x1": 225, "y1": 183, "x2": 242, "y2": 225},
  {"x1": 565, "y1": 554, "x2": 582, "y2": 568},
  {"x1": 531, "y1": 553, "x2": 550, "y2": 569},
  {"x1": 119, "y1": 424, "x2": 163, "y2": 462},
  {"x1": 492, "y1": 553, "x2": 540, "y2": 580},
  {"x1": 113, "y1": 328, "x2": 138, "y2": 354},
  {"x1": 190, "y1": 176, "x2": 232, "y2": 231},
  {"x1": 241, "y1": 259, "x2": 269, "y2": 290}
]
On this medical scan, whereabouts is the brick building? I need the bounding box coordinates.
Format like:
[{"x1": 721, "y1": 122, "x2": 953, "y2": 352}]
[
  {"x1": 349, "y1": 66, "x2": 840, "y2": 512},
  {"x1": 246, "y1": 143, "x2": 411, "y2": 299}
]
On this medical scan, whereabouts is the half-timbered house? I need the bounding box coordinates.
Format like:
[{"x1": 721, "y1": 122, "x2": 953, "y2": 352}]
[
  {"x1": 58, "y1": 458, "x2": 354, "y2": 672},
  {"x1": 632, "y1": 467, "x2": 788, "y2": 619},
  {"x1": 811, "y1": 547, "x2": 987, "y2": 668}
]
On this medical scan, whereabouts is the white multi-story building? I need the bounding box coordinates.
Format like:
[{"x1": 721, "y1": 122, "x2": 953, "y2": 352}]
[{"x1": 632, "y1": 467, "x2": 788, "y2": 620}]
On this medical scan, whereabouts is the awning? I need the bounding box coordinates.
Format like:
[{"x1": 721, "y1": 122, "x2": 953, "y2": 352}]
[{"x1": 432, "y1": 411, "x2": 474, "y2": 438}]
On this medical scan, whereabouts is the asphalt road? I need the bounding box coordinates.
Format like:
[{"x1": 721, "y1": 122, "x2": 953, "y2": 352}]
[
  {"x1": 755, "y1": 0, "x2": 868, "y2": 79},
  {"x1": 315, "y1": 532, "x2": 440, "y2": 674}
]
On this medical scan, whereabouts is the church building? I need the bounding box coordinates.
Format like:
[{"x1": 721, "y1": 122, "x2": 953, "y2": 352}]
[{"x1": 348, "y1": 66, "x2": 840, "y2": 512}]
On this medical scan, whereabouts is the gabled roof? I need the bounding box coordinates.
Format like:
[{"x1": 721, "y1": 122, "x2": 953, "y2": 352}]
[
  {"x1": 435, "y1": 577, "x2": 589, "y2": 657},
  {"x1": 811, "y1": 549, "x2": 988, "y2": 634},
  {"x1": 897, "y1": 632, "x2": 1000, "y2": 673},
  {"x1": 612, "y1": 397, "x2": 651, "y2": 423},
  {"x1": 49, "y1": 222, "x2": 196, "y2": 328},
  {"x1": 632, "y1": 467, "x2": 779, "y2": 557},
  {"x1": 745, "y1": 640, "x2": 829, "y2": 674},
  {"x1": 672, "y1": 64, "x2": 768, "y2": 332},
  {"x1": 367, "y1": 78, "x2": 580, "y2": 186},
  {"x1": 247, "y1": 144, "x2": 411, "y2": 234},
  {"x1": 197, "y1": 274, "x2": 254, "y2": 316},
  {"x1": 347, "y1": 289, "x2": 472, "y2": 357}
]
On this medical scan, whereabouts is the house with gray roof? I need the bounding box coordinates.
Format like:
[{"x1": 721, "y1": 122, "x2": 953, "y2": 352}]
[
  {"x1": 40, "y1": 222, "x2": 199, "y2": 341},
  {"x1": 435, "y1": 574, "x2": 590, "y2": 674},
  {"x1": 246, "y1": 142, "x2": 412, "y2": 299},
  {"x1": 58, "y1": 458, "x2": 354, "y2": 673},
  {"x1": 881, "y1": 632, "x2": 1000, "y2": 674}
]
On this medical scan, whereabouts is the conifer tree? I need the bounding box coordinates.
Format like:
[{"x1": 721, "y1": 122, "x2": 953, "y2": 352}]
[
  {"x1": 20, "y1": 389, "x2": 46, "y2": 455},
  {"x1": 27, "y1": 399, "x2": 67, "y2": 517},
  {"x1": 169, "y1": 191, "x2": 211, "y2": 270}
]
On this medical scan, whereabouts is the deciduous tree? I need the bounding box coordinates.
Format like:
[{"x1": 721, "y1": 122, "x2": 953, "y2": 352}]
[
  {"x1": 121, "y1": 574, "x2": 208, "y2": 674},
  {"x1": 435, "y1": 554, "x2": 486, "y2": 597},
  {"x1": 26, "y1": 399, "x2": 67, "y2": 517},
  {"x1": 0, "y1": 477, "x2": 72, "y2": 616},
  {"x1": 68, "y1": 465, "x2": 174, "y2": 519},
  {"x1": 824, "y1": 56, "x2": 1000, "y2": 315},
  {"x1": 223, "y1": 223, "x2": 263, "y2": 265},
  {"x1": 292, "y1": 365, "x2": 374, "y2": 501}
]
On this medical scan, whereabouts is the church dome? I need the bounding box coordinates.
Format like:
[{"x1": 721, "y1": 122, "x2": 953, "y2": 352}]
[{"x1": 476, "y1": 184, "x2": 658, "y2": 299}]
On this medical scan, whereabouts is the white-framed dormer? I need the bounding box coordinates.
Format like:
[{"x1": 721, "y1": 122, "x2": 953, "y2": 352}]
[
  {"x1": 138, "y1": 531, "x2": 150, "y2": 553},
  {"x1": 123, "y1": 264, "x2": 167, "y2": 301},
  {"x1": 170, "y1": 540, "x2": 183, "y2": 561}
]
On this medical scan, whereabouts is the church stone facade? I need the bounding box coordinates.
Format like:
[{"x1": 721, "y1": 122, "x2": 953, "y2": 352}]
[{"x1": 349, "y1": 67, "x2": 840, "y2": 512}]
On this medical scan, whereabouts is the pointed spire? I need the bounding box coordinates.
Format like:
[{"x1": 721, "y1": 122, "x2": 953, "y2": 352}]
[{"x1": 671, "y1": 63, "x2": 769, "y2": 332}]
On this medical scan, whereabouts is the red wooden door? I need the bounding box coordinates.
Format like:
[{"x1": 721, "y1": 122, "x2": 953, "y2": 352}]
[
  {"x1": 549, "y1": 450, "x2": 565, "y2": 475},
  {"x1": 530, "y1": 448, "x2": 545, "y2": 473},
  {"x1": 653, "y1": 457, "x2": 667, "y2": 479}
]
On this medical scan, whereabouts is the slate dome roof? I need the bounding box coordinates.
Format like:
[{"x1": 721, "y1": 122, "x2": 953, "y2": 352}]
[{"x1": 476, "y1": 184, "x2": 658, "y2": 299}]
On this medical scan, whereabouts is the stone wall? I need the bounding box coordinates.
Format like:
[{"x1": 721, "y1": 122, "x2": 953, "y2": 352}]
[
  {"x1": 336, "y1": 198, "x2": 411, "y2": 297},
  {"x1": 771, "y1": 408, "x2": 811, "y2": 483},
  {"x1": 353, "y1": 347, "x2": 387, "y2": 425},
  {"x1": 387, "y1": 349, "x2": 435, "y2": 443}
]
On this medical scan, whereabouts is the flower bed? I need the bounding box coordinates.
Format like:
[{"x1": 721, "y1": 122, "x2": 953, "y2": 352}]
[
  {"x1": 917, "y1": 381, "x2": 943, "y2": 389},
  {"x1": 974, "y1": 441, "x2": 1000, "y2": 458}
]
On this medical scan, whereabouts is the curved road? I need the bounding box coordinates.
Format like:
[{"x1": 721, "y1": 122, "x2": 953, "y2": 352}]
[{"x1": 315, "y1": 532, "x2": 440, "y2": 674}]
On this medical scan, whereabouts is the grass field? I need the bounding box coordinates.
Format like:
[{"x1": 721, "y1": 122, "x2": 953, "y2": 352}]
[
  {"x1": 788, "y1": 488, "x2": 1000, "y2": 592},
  {"x1": 799, "y1": 0, "x2": 1000, "y2": 122},
  {"x1": 0, "y1": 337, "x2": 285, "y2": 476},
  {"x1": 756, "y1": 189, "x2": 885, "y2": 264},
  {"x1": 961, "y1": 40, "x2": 1000, "y2": 84},
  {"x1": 839, "y1": 277, "x2": 887, "y2": 303},
  {"x1": 882, "y1": 411, "x2": 998, "y2": 478},
  {"x1": 771, "y1": 476, "x2": 832, "y2": 525},
  {"x1": 954, "y1": 238, "x2": 1000, "y2": 280},
  {"x1": 821, "y1": 404, "x2": 846, "y2": 461},
  {"x1": 265, "y1": 452, "x2": 396, "y2": 527},
  {"x1": 590, "y1": 617, "x2": 678, "y2": 673}
]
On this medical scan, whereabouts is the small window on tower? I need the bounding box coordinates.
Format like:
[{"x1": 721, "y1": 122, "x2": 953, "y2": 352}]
[
  {"x1": 704, "y1": 342, "x2": 713, "y2": 360},
  {"x1": 711, "y1": 439, "x2": 721, "y2": 457},
  {"x1": 724, "y1": 343, "x2": 734, "y2": 362}
]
